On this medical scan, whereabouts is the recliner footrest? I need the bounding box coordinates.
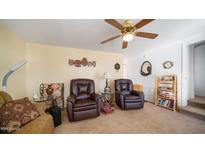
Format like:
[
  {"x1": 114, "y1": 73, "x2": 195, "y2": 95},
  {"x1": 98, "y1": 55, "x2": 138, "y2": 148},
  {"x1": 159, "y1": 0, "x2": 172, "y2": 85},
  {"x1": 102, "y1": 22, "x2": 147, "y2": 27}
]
[{"x1": 73, "y1": 108, "x2": 98, "y2": 121}]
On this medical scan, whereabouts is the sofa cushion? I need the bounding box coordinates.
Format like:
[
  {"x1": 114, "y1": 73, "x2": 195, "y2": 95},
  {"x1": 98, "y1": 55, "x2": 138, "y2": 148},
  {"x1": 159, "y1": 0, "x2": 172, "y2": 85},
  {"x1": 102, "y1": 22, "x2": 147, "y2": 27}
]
[
  {"x1": 0, "y1": 97, "x2": 40, "y2": 133},
  {"x1": 121, "y1": 91, "x2": 131, "y2": 95},
  {"x1": 33, "y1": 102, "x2": 52, "y2": 115},
  {"x1": 14, "y1": 113, "x2": 54, "y2": 134},
  {"x1": 125, "y1": 95, "x2": 140, "y2": 101},
  {"x1": 74, "y1": 99, "x2": 96, "y2": 107},
  {"x1": 76, "y1": 94, "x2": 90, "y2": 100}
]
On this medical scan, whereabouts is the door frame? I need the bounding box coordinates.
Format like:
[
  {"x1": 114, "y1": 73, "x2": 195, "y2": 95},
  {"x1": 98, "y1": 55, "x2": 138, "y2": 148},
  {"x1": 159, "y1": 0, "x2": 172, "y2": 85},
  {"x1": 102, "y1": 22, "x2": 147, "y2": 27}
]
[{"x1": 181, "y1": 36, "x2": 205, "y2": 106}]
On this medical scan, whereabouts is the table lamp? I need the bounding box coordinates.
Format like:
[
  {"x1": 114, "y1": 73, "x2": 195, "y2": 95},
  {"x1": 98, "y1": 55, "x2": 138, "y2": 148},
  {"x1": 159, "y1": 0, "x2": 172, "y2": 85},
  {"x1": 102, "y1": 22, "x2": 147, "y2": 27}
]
[{"x1": 103, "y1": 72, "x2": 112, "y2": 93}]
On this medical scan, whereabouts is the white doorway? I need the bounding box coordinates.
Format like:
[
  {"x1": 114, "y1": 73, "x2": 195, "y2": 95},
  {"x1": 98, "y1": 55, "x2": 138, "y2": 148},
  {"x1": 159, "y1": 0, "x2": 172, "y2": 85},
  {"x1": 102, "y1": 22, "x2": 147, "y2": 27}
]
[
  {"x1": 194, "y1": 42, "x2": 205, "y2": 97},
  {"x1": 181, "y1": 37, "x2": 205, "y2": 106}
]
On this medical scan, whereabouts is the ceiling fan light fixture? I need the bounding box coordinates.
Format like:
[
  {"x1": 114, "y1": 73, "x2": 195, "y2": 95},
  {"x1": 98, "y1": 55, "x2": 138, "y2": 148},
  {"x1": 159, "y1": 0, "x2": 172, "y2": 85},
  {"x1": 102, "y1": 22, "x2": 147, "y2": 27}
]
[
  {"x1": 122, "y1": 33, "x2": 134, "y2": 42},
  {"x1": 102, "y1": 19, "x2": 158, "y2": 49}
]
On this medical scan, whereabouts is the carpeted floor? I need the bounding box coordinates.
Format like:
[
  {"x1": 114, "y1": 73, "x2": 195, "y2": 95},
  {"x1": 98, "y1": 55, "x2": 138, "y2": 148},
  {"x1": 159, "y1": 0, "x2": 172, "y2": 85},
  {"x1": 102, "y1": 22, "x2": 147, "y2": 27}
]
[{"x1": 54, "y1": 103, "x2": 205, "y2": 134}]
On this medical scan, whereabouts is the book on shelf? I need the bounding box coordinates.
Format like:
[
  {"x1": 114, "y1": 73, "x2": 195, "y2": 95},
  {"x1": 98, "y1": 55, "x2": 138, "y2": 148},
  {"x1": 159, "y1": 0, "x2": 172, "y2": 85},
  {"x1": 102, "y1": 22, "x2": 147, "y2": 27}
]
[
  {"x1": 158, "y1": 99, "x2": 174, "y2": 109},
  {"x1": 169, "y1": 102, "x2": 174, "y2": 108},
  {"x1": 159, "y1": 99, "x2": 164, "y2": 105},
  {"x1": 166, "y1": 101, "x2": 170, "y2": 107},
  {"x1": 164, "y1": 100, "x2": 168, "y2": 107}
]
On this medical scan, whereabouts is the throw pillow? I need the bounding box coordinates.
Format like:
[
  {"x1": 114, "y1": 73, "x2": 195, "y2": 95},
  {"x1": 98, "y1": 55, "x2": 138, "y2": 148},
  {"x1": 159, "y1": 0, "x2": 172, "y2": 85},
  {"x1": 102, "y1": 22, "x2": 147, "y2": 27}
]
[{"x1": 0, "y1": 97, "x2": 40, "y2": 133}]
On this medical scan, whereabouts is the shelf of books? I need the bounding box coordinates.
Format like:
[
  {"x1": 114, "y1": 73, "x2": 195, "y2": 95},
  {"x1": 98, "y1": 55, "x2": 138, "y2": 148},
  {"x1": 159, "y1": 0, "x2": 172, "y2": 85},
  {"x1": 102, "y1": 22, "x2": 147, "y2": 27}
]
[{"x1": 155, "y1": 75, "x2": 177, "y2": 112}]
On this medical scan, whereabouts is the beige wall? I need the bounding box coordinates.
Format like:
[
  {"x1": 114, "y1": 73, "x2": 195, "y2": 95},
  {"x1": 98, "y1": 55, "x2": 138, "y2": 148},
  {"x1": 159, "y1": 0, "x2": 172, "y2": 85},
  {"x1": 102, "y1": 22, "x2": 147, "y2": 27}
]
[
  {"x1": 26, "y1": 43, "x2": 124, "y2": 101},
  {"x1": 0, "y1": 24, "x2": 26, "y2": 99}
]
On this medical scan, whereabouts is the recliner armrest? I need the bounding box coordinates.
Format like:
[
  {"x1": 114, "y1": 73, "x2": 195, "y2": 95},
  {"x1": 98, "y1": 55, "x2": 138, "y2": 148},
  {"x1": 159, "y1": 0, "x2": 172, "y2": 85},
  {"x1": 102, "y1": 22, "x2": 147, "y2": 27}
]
[
  {"x1": 90, "y1": 93, "x2": 101, "y2": 101},
  {"x1": 67, "y1": 96, "x2": 76, "y2": 122},
  {"x1": 115, "y1": 91, "x2": 126, "y2": 100},
  {"x1": 115, "y1": 91, "x2": 126, "y2": 109},
  {"x1": 67, "y1": 96, "x2": 76, "y2": 104}
]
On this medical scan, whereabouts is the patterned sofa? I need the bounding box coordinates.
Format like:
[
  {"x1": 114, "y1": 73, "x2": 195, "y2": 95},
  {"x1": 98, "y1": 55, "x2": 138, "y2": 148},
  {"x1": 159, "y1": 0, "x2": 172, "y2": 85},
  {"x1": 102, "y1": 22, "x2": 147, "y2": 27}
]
[{"x1": 0, "y1": 91, "x2": 54, "y2": 134}]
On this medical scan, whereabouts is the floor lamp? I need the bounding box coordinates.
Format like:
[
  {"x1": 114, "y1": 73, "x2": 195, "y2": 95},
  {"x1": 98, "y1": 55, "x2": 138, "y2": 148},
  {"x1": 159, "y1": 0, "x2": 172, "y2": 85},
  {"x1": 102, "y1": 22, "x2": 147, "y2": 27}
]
[{"x1": 2, "y1": 60, "x2": 27, "y2": 92}]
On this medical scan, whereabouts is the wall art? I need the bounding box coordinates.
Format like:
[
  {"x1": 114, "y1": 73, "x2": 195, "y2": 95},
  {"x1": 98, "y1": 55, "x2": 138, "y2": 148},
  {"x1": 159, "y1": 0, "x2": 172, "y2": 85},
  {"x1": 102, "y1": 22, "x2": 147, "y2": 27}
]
[
  {"x1": 140, "y1": 61, "x2": 152, "y2": 76},
  {"x1": 40, "y1": 83, "x2": 64, "y2": 108},
  {"x1": 163, "y1": 61, "x2": 174, "y2": 69},
  {"x1": 114, "y1": 63, "x2": 120, "y2": 72},
  {"x1": 68, "y1": 57, "x2": 96, "y2": 67}
]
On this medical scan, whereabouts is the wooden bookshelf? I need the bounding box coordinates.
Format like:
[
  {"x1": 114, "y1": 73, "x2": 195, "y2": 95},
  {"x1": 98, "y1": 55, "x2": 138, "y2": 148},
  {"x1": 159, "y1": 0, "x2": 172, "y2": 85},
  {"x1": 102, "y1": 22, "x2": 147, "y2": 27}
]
[{"x1": 155, "y1": 75, "x2": 177, "y2": 112}]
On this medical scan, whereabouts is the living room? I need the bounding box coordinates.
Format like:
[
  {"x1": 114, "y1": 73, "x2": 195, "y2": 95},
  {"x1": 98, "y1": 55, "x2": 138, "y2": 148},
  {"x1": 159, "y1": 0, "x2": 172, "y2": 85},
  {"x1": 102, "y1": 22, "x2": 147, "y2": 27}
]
[
  {"x1": 0, "y1": 0, "x2": 205, "y2": 153},
  {"x1": 1, "y1": 20, "x2": 205, "y2": 133}
]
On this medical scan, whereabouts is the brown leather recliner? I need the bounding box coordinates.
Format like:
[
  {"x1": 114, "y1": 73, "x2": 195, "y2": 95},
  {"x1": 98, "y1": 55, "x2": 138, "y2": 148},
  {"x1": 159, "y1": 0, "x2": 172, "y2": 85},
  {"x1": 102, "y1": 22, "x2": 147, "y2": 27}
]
[
  {"x1": 67, "y1": 79, "x2": 101, "y2": 122},
  {"x1": 115, "y1": 79, "x2": 144, "y2": 110}
]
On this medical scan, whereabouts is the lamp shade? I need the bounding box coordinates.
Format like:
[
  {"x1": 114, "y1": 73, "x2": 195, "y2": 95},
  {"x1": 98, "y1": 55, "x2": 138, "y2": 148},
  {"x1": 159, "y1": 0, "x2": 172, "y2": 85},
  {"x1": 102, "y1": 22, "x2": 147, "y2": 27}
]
[{"x1": 103, "y1": 72, "x2": 112, "y2": 79}]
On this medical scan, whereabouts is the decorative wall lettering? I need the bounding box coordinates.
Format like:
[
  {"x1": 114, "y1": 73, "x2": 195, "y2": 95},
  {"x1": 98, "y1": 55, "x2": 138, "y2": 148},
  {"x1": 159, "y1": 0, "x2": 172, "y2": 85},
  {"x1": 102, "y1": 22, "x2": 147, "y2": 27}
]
[{"x1": 68, "y1": 57, "x2": 96, "y2": 67}]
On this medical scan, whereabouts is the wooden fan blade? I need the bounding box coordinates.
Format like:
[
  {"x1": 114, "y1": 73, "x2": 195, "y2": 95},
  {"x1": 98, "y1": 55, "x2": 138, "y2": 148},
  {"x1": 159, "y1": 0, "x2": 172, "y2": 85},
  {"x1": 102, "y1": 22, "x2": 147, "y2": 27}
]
[
  {"x1": 105, "y1": 19, "x2": 124, "y2": 30},
  {"x1": 135, "y1": 32, "x2": 158, "y2": 39},
  {"x1": 100, "y1": 35, "x2": 121, "y2": 44},
  {"x1": 134, "y1": 19, "x2": 155, "y2": 29},
  {"x1": 122, "y1": 41, "x2": 128, "y2": 49}
]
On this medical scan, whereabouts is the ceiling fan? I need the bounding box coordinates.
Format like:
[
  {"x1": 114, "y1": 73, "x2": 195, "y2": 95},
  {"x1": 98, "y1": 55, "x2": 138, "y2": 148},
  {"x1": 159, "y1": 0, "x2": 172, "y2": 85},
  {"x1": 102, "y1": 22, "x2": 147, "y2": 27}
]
[{"x1": 101, "y1": 19, "x2": 159, "y2": 49}]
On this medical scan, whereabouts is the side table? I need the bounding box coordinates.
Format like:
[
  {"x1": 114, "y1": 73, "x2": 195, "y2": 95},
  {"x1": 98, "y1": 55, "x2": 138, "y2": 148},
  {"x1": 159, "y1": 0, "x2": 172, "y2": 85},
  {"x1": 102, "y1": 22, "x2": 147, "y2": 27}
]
[
  {"x1": 100, "y1": 92, "x2": 114, "y2": 114},
  {"x1": 100, "y1": 92, "x2": 114, "y2": 106}
]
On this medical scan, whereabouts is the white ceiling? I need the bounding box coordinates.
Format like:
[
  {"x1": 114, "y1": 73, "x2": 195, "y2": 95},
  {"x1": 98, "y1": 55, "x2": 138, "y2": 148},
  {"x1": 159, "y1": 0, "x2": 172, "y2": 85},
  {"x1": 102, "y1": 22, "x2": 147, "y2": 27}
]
[{"x1": 1, "y1": 19, "x2": 205, "y2": 57}]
